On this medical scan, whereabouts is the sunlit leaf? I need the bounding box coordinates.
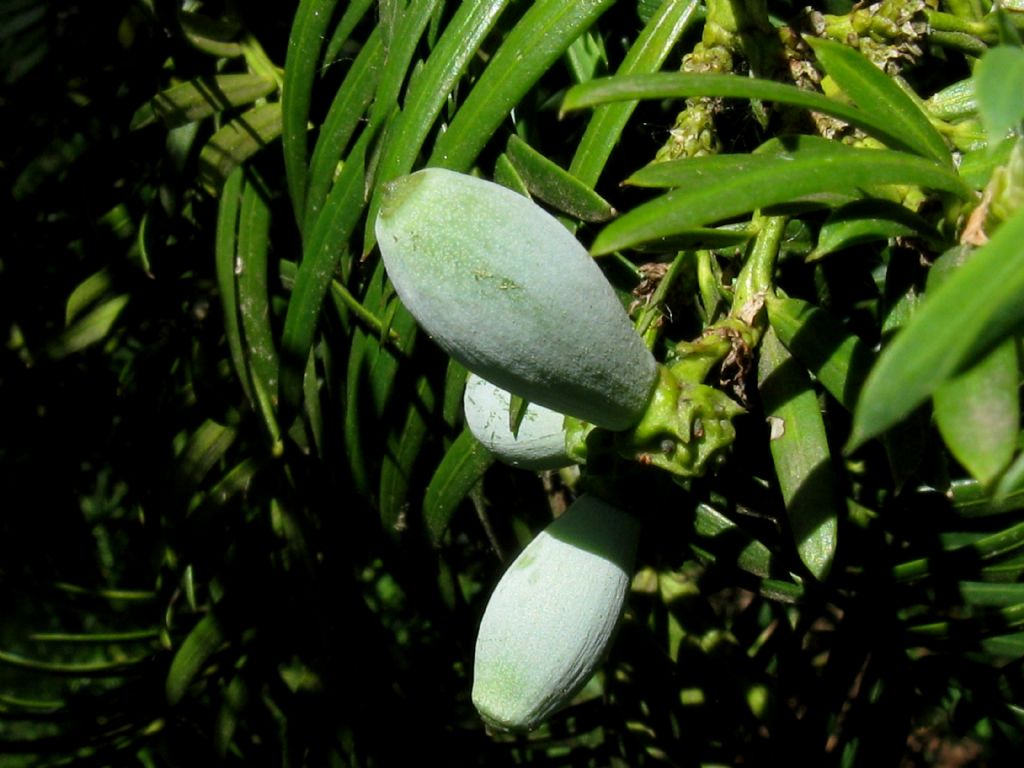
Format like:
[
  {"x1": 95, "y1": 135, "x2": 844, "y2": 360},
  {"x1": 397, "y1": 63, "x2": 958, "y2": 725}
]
[
  {"x1": 974, "y1": 45, "x2": 1024, "y2": 148},
  {"x1": 805, "y1": 36, "x2": 950, "y2": 165},
  {"x1": 592, "y1": 145, "x2": 968, "y2": 254},
  {"x1": 199, "y1": 103, "x2": 283, "y2": 193},
  {"x1": 758, "y1": 328, "x2": 839, "y2": 581},
  {"x1": 131, "y1": 74, "x2": 276, "y2": 130},
  {"x1": 849, "y1": 207, "x2": 1024, "y2": 450},
  {"x1": 429, "y1": 0, "x2": 616, "y2": 172},
  {"x1": 506, "y1": 134, "x2": 615, "y2": 221}
]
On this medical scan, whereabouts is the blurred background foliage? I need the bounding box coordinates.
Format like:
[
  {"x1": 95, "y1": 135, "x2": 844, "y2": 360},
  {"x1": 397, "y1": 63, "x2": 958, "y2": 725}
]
[{"x1": 2, "y1": 0, "x2": 1024, "y2": 765}]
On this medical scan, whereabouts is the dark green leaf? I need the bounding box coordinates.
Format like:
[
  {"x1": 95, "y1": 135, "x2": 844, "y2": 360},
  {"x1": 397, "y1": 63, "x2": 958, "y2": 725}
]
[
  {"x1": 429, "y1": 0, "x2": 616, "y2": 172},
  {"x1": 934, "y1": 339, "x2": 1019, "y2": 486},
  {"x1": 199, "y1": 103, "x2": 283, "y2": 193},
  {"x1": 323, "y1": 0, "x2": 375, "y2": 65},
  {"x1": 561, "y1": 72, "x2": 952, "y2": 160},
  {"x1": 282, "y1": 0, "x2": 339, "y2": 223},
  {"x1": 766, "y1": 296, "x2": 873, "y2": 412},
  {"x1": 506, "y1": 135, "x2": 615, "y2": 221},
  {"x1": 166, "y1": 614, "x2": 226, "y2": 706},
  {"x1": 568, "y1": 0, "x2": 701, "y2": 187},
  {"x1": 849, "y1": 206, "x2": 1024, "y2": 450},
  {"x1": 424, "y1": 429, "x2": 494, "y2": 544},
  {"x1": 691, "y1": 504, "x2": 776, "y2": 579},
  {"x1": 363, "y1": 0, "x2": 512, "y2": 249},
  {"x1": 810, "y1": 200, "x2": 942, "y2": 261},
  {"x1": 214, "y1": 167, "x2": 253, "y2": 402},
  {"x1": 592, "y1": 145, "x2": 968, "y2": 254},
  {"x1": 379, "y1": 374, "x2": 437, "y2": 533},
  {"x1": 0, "y1": 649, "x2": 147, "y2": 678},
  {"x1": 959, "y1": 582, "x2": 1024, "y2": 607},
  {"x1": 758, "y1": 328, "x2": 839, "y2": 581},
  {"x1": 131, "y1": 74, "x2": 276, "y2": 130},
  {"x1": 48, "y1": 294, "x2": 129, "y2": 358},
  {"x1": 493, "y1": 152, "x2": 531, "y2": 196},
  {"x1": 974, "y1": 45, "x2": 1024, "y2": 148},
  {"x1": 176, "y1": 419, "x2": 237, "y2": 494},
  {"x1": 237, "y1": 178, "x2": 279, "y2": 412},
  {"x1": 304, "y1": 28, "x2": 384, "y2": 236},
  {"x1": 805, "y1": 36, "x2": 950, "y2": 165},
  {"x1": 281, "y1": 128, "x2": 370, "y2": 412}
]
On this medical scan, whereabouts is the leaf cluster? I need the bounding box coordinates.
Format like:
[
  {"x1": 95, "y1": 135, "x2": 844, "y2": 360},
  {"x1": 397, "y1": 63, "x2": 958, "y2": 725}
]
[{"x1": 3, "y1": 0, "x2": 1024, "y2": 765}]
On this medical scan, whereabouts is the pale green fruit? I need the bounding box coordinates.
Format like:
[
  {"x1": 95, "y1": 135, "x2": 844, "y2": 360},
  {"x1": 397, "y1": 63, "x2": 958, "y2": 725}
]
[
  {"x1": 375, "y1": 168, "x2": 657, "y2": 431},
  {"x1": 463, "y1": 373, "x2": 572, "y2": 470},
  {"x1": 472, "y1": 494, "x2": 639, "y2": 731}
]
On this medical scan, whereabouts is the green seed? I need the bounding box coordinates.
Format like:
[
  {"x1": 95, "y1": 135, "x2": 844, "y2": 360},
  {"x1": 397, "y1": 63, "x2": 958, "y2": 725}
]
[{"x1": 375, "y1": 169, "x2": 657, "y2": 430}]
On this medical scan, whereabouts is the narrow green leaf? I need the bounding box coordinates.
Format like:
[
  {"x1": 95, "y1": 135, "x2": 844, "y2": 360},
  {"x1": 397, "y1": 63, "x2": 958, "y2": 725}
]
[
  {"x1": 506, "y1": 134, "x2": 615, "y2": 221},
  {"x1": 131, "y1": 74, "x2": 276, "y2": 130},
  {"x1": 344, "y1": 264, "x2": 419, "y2": 495},
  {"x1": 566, "y1": 28, "x2": 608, "y2": 84},
  {"x1": 947, "y1": 478, "x2": 1024, "y2": 518},
  {"x1": 959, "y1": 137, "x2": 1016, "y2": 188},
  {"x1": 980, "y1": 632, "x2": 1024, "y2": 658},
  {"x1": 303, "y1": 349, "x2": 325, "y2": 457},
  {"x1": 905, "y1": 602, "x2": 1024, "y2": 639},
  {"x1": 442, "y1": 359, "x2": 469, "y2": 435},
  {"x1": 959, "y1": 582, "x2": 1024, "y2": 607},
  {"x1": 893, "y1": 519, "x2": 1024, "y2": 583},
  {"x1": 65, "y1": 268, "x2": 114, "y2": 325},
  {"x1": 51, "y1": 582, "x2": 155, "y2": 601},
  {"x1": 365, "y1": 0, "x2": 442, "y2": 132},
  {"x1": 625, "y1": 153, "x2": 781, "y2": 188},
  {"x1": 568, "y1": 0, "x2": 700, "y2": 187},
  {"x1": 849, "y1": 206, "x2": 1024, "y2": 450},
  {"x1": 166, "y1": 613, "x2": 226, "y2": 706},
  {"x1": 805, "y1": 36, "x2": 950, "y2": 164},
  {"x1": 237, "y1": 178, "x2": 279, "y2": 413},
  {"x1": 0, "y1": 648, "x2": 146, "y2": 677},
  {"x1": 199, "y1": 103, "x2": 283, "y2": 193},
  {"x1": 974, "y1": 45, "x2": 1024, "y2": 147},
  {"x1": 215, "y1": 674, "x2": 249, "y2": 758},
  {"x1": 29, "y1": 629, "x2": 159, "y2": 644},
  {"x1": 429, "y1": 0, "x2": 616, "y2": 172},
  {"x1": 996, "y1": 451, "x2": 1024, "y2": 502},
  {"x1": 593, "y1": 146, "x2": 968, "y2": 254},
  {"x1": 323, "y1": 0, "x2": 375, "y2": 66},
  {"x1": 0, "y1": 692, "x2": 64, "y2": 713},
  {"x1": 809, "y1": 199, "x2": 941, "y2": 260},
  {"x1": 934, "y1": 339, "x2": 1019, "y2": 485},
  {"x1": 176, "y1": 419, "x2": 237, "y2": 493},
  {"x1": 281, "y1": 128, "x2": 370, "y2": 412},
  {"x1": 766, "y1": 295, "x2": 873, "y2": 411},
  {"x1": 282, "y1": 0, "x2": 339, "y2": 223},
  {"x1": 304, "y1": 28, "x2": 384, "y2": 237},
  {"x1": 379, "y1": 373, "x2": 437, "y2": 533},
  {"x1": 363, "y1": 0, "x2": 512, "y2": 249},
  {"x1": 48, "y1": 294, "x2": 129, "y2": 358},
  {"x1": 758, "y1": 328, "x2": 839, "y2": 581},
  {"x1": 692, "y1": 503, "x2": 777, "y2": 579},
  {"x1": 561, "y1": 72, "x2": 951, "y2": 160},
  {"x1": 180, "y1": 11, "x2": 243, "y2": 57},
  {"x1": 214, "y1": 166, "x2": 252, "y2": 402},
  {"x1": 344, "y1": 332, "x2": 374, "y2": 496},
  {"x1": 424, "y1": 429, "x2": 495, "y2": 544},
  {"x1": 493, "y1": 153, "x2": 531, "y2": 196},
  {"x1": 925, "y1": 77, "x2": 977, "y2": 122}
]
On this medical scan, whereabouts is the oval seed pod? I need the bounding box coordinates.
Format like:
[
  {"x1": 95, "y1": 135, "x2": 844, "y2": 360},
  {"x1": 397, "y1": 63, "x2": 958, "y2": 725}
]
[
  {"x1": 472, "y1": 494, "x2": 639, "y2": 731},
  {"x1": 463, "y1": 373, "x2": 573, "y2": 470},
  {"x1": 375, "y1": 168, "x2": 658, "y2": 431}
]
